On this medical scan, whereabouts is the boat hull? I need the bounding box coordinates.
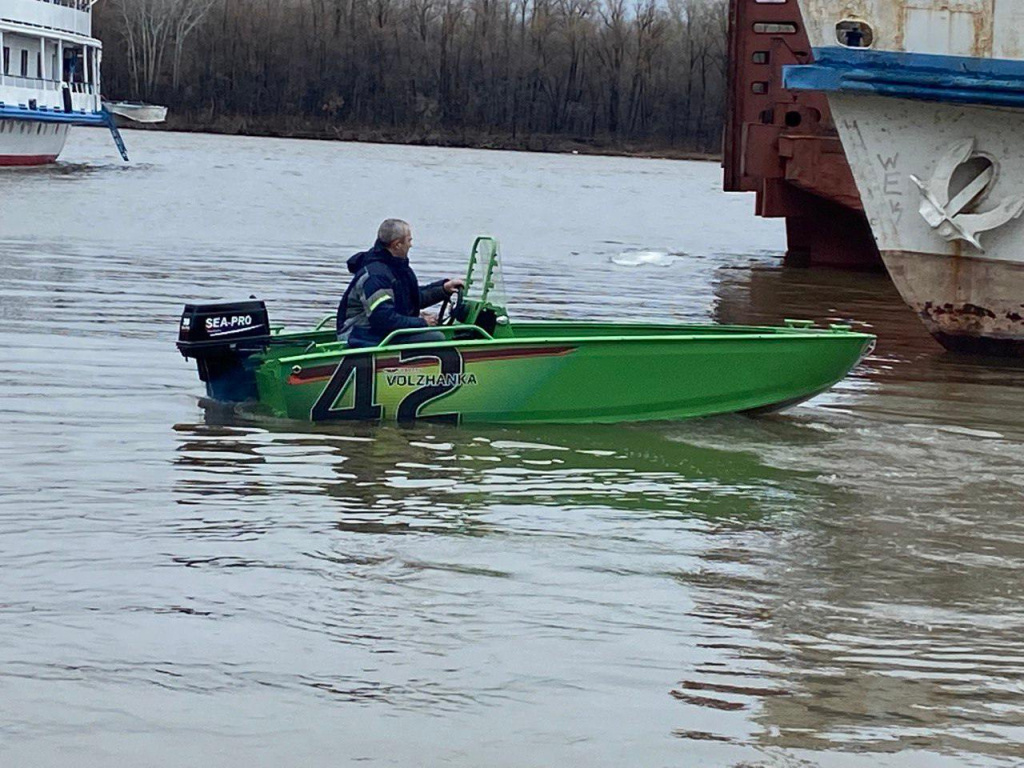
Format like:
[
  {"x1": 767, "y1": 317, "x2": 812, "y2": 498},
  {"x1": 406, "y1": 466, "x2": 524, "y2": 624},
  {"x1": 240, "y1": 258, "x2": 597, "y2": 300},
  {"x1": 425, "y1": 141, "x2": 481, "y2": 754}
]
[
  {"x1": 0, "y1": 120, "x2": 69, "y2": 166},
  {"x1": 884, "y1": 250, "x2": 1024, "y2": 355},
  {"x1": 822, "y1": 91, "x2": 1024, "y2": 354},
  {"x1": 104, "y1": 102, "x2": 168, "y2": 124},
  {"x1": 253, "y1": 324, "x2": 873, "y2": 425},
  {"x1": 781, "y1": 0, "x2": 1024, "y2": 356}
]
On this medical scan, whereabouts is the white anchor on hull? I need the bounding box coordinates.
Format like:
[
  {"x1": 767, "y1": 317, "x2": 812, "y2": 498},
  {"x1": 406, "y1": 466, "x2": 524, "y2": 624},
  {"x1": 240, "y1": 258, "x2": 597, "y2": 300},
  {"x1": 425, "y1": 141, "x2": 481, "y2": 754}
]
[{"x1": 910, "y1": 138, "x2": 1024, "y2": 252}]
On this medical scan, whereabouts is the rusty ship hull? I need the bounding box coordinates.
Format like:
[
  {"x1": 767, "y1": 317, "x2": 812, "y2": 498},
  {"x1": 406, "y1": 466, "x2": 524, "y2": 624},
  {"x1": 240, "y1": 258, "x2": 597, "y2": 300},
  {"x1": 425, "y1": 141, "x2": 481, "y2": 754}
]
[{"x1": 784, "y1": 0, "x2": 1024, "y2": 355}]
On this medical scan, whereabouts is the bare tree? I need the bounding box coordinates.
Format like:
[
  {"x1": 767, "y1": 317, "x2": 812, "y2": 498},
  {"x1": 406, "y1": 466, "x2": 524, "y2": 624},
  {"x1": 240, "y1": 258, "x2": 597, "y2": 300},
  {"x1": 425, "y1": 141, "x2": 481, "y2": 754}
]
[
  {"x1": 171, "y1": 0, "x2": 217, "y2": 90},
  {"x1": 96, "y1": 0, "x2": 731, "y2": 153},
  {"x1": 111, "y1": 0, "x2": 216, "y2": 98}
]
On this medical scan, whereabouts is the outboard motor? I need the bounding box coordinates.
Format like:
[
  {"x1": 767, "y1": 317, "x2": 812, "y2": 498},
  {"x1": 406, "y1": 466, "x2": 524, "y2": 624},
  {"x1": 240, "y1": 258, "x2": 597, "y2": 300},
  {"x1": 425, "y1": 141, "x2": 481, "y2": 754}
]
[{"x1": 177, "y1": 300, "x2": 271, "y2": 402}]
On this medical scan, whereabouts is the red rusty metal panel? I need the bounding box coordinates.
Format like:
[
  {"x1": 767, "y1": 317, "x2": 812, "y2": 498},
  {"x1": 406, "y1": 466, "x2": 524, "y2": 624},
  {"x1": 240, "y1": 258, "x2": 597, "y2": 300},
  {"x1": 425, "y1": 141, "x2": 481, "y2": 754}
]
[
  {"x1": 743, "y1": 124, "x2": 787, "y2": 178},
  {"x1": 723, "y1": 0, "x2": 880, "y2": 269},
  {"x1": 724, "y1": 0, "x2": 823, "y2": 192},
  {"x1": 778, "y1": 134, "x2": 862, "y2": 210}
]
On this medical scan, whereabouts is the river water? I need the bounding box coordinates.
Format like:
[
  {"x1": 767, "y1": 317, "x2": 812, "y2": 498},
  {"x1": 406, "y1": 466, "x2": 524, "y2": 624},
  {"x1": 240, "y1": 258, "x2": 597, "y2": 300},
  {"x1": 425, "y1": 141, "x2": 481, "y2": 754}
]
[{"x1": 2, "y1": 129, "x2": 1023, "y2": 767}]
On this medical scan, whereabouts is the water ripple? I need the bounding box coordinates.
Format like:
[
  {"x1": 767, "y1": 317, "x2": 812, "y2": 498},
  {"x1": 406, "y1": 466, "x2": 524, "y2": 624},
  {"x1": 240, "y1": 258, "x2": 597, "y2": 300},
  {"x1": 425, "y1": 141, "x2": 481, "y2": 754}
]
[{"x1": 1, "y1": 131, "x2": 1022, "y2": 767}]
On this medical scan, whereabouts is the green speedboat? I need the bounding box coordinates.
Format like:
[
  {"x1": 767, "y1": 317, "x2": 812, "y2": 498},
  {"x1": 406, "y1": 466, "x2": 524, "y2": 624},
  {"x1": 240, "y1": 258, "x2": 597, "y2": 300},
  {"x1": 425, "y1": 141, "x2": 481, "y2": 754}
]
[{"x1": 177, "y1": 238, "x2": 874, "y2": 425}]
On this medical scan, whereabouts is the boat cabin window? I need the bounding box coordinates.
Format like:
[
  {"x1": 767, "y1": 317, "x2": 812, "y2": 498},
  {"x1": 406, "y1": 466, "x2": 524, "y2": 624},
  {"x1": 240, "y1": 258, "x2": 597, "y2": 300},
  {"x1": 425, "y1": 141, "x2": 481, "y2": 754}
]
[
  {"x1": 2, "y1": 47, "x2": 8, "y2": 76},
  {"x1": 20, "y1": 50, "x2": 28, "y2": 78},
  {"x1": 63, "y1": 47, "x2": 85, "y2": 84},
  {"x1": 837, "y1": 20, "x2": 873, "y2": 48}
]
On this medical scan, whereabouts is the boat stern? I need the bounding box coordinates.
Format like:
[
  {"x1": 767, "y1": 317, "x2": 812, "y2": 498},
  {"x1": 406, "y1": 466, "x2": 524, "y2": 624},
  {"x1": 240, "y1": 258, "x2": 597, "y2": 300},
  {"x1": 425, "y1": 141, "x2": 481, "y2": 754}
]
[{"x1": 177, "y1": 301, "x2": 272, "y2": 402}]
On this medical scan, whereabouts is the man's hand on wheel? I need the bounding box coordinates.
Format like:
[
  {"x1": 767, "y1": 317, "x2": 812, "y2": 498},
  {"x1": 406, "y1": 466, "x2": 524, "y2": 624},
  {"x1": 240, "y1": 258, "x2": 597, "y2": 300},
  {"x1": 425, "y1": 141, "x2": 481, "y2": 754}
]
[
  {"x1": 443, "y1": 278, "x2": 465, "y2": 295},
  {"x1": 422, "y1": 312, "x2": 439, "y2": 326}
]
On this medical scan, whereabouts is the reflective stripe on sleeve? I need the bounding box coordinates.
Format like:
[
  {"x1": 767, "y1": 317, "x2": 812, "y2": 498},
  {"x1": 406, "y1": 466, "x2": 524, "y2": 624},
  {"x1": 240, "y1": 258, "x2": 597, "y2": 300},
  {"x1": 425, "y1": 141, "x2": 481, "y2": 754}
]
[{"x1": 368, "y1": 292, "x2": 393, "y2": 312}]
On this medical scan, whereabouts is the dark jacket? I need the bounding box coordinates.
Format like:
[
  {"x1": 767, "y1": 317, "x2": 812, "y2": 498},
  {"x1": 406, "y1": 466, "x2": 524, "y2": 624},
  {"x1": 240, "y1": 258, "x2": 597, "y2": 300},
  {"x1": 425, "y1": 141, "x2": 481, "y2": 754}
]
[{"x1": 336, "y1": 240, "x2": 448, "y2": 347}]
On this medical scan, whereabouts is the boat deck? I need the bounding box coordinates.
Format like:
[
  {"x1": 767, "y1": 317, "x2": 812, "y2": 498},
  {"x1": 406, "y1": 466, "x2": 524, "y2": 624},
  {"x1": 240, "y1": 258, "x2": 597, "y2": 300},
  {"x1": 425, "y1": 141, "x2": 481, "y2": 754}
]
[{"x1": 261, "y1": 320, "x2": 870, "y2": 368}]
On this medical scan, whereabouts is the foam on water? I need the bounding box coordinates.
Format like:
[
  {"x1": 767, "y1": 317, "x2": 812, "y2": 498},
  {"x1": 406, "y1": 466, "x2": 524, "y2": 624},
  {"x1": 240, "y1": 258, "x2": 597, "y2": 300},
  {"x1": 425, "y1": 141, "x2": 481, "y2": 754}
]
[{"x1": 610, "y1": 249, "x2": 680, "y2": 267}]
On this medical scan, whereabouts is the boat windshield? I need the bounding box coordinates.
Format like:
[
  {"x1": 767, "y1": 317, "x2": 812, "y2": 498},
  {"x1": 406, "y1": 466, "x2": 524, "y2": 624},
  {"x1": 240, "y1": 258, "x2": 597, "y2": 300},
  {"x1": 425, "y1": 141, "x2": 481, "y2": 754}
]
[{"x1": 464, "y1": 236, "x2": 508, "y2": 311}]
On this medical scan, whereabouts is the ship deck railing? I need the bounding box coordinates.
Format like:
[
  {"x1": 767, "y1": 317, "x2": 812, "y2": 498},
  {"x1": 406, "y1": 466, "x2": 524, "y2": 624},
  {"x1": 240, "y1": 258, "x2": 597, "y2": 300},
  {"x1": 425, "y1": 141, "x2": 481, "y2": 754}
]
[
  {"x1": 0, "y1": 75, "x2": 96, "y2": 94},
  {"x1": 0, "y1": 75, "x2": 60, "y2": 91},
  {"x1": 32, "y1": 0, "x2": 92, "y2": 11}
]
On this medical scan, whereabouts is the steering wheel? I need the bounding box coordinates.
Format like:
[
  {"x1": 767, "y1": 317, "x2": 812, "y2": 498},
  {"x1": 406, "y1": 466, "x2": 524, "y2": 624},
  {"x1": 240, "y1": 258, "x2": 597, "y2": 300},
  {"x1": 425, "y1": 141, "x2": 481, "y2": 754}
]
[{"x1": 436, "y1": 289, "x2": 463, "y2": 326}]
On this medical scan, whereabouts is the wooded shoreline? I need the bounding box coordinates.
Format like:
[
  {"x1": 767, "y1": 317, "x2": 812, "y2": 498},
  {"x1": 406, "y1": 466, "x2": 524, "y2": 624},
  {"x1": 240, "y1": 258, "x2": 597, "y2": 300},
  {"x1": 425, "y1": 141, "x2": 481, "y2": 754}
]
[{"x1": 97, "y1": 0, "x2": 729, "y2": 160}]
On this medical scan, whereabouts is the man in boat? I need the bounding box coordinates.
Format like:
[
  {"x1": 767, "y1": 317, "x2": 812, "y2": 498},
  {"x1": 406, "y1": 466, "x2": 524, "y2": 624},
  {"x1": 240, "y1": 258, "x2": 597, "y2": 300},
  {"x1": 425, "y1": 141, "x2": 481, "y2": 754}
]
[{"x1": 336, "y1": 219, "x2": 464, "y2": 348}]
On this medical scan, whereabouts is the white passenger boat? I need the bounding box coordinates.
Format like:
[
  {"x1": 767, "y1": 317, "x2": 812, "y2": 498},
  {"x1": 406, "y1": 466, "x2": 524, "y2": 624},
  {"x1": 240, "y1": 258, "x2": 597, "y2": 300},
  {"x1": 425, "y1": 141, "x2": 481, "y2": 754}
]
[
  {"x1": 783, "y1": 0, "x2": 1024, "y2": 355},
  {"x1": 0, "y1": 0, "x2": 126, "y2": 165}
]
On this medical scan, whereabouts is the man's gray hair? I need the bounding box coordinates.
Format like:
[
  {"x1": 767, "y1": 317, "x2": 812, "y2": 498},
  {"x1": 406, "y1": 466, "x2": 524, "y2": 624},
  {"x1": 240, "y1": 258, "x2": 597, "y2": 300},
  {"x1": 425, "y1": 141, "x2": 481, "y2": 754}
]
[{"x1": 378, "y1": 218, "x2": 411, "y2": 245}]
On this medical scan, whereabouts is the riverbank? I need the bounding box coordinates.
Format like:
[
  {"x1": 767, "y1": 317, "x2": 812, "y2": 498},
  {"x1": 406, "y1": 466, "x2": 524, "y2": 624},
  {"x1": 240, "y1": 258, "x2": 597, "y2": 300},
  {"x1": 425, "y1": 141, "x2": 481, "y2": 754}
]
[{"x1": 125, "y1": 113, "x2": 721, "y2": 162}]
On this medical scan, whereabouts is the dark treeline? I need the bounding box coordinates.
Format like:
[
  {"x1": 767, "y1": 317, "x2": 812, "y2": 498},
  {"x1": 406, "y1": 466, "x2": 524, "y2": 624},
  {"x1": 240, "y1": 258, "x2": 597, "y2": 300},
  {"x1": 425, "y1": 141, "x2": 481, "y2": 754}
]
[{"x1": 95, "y1": 0, "x2": 728, "y2": 154}]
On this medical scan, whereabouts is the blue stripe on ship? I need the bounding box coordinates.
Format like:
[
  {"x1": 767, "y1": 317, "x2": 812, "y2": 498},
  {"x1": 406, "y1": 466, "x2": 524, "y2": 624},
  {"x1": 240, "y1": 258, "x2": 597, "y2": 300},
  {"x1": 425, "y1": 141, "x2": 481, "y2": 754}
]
[
  {"x1": 783, "y1": 47, "x2": 1024, "y2": 109},
  {"x1": 0, "y1": 106, "x2": 106, "y2": 126}
]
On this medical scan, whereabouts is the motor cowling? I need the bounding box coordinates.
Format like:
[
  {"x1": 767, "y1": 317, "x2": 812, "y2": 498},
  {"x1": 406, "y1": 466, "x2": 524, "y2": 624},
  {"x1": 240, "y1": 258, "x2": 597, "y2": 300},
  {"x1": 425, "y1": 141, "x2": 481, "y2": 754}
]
[{"x1": 177, "y1": 300, "x2": 271, "y2": 402}]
